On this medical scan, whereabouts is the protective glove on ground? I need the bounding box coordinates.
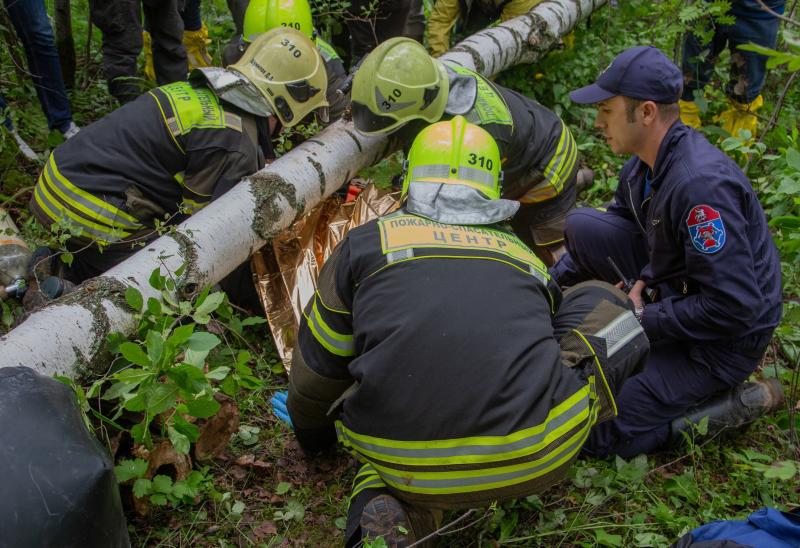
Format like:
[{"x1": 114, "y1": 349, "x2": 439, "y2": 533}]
[{"x1": 271, "y1": 390, "x2": 293, "y2": 429}]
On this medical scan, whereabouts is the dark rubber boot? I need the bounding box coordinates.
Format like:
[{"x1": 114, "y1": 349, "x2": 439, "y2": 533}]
[
  {"x1": 669, "y1": 379, "x2": 785, "y2": 447},
  {"x1": 360, "y1": 494, "x2": 416, "y2": 547}
]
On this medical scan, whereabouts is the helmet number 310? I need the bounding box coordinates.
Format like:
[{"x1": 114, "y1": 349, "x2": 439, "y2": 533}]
[
  {"x1": 381, "y1": 88, "x2": 403, "y2": 110},
  {"x1": 280, "y1": 38, "x2": 303, "y2": 58},
  {"x1": 468, "y1": 153, "x2": 493, "y2": 170}
]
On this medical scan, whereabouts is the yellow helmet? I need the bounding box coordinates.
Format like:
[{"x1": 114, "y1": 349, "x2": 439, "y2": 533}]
[
  {"x1": 351, "y1": 37, "x2": 448, "y2": 135},
  {"x1": 243, "y1": 0, "x2": 314, "y2": 43},
  {"x1": 228, "y1": 27, "x2": 328, "y2": 127},
  {"x1": 402, "y1": 115, "x2": 502, "y2": 199}
]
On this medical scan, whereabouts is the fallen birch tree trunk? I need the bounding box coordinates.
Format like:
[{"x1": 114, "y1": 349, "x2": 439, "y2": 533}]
[{"x1": 1, "y1": 0, "x2": 608, "y2": 379}]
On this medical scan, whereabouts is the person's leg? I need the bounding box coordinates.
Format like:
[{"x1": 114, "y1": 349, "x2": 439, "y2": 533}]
[
  {"x1": 512, "y1": 176, "x2": 576, "y2": 266},
  {"x1": 345, "y1": 464, "x2": 409, "y2": 547},
  {"x1": 4, "y1": 0, "x2": 74, "y2": 132},
  {"x1": 180, "y1": 0, "x2": 203, "y2": 30},
  {"x1": 89, "y1": 0, "x2": 143, "y2": 104},
  {"x1": 346, "y1": 0, "x2": 414, "y2": 63},
  {"x1": 680, "y1": 25, "x2": 728, "y2": 102},
  {"x1": 583, "y1": 336, "x2": 764, "y2": 458},
  {"x1": 724, "y1": 15, "x2": 779, "y2": 104},
  {"x1": 549, "y1": 207, "x2": 649, "y2": 288},
  {"x1": 143, "y1": 0, "x2": 188, "y2": 85}
]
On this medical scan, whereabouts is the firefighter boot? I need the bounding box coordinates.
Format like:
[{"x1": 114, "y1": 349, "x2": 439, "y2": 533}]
[
  {"x1": 715, "y1": 95, "x2": 763, "y2": 139},
  {"x1": 679, "y1": 99, "x2": 702, "y2": 129},
  {"x1": 183, "y1": 23, "x2": 213, "y2": 72},
  {"x1": 668, "y1": 378, "x2": 784, "y2": 448},
  {"x1": 360, "y1": 494, "x2": 416, "y2": 547},
  {"x1": 143, "y1": 31, "x2": 156, "y2": 82}
]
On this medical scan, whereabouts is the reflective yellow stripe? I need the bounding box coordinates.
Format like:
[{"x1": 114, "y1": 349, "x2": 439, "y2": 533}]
[
  {"x1": 45, "y1": 156, "x2": 141, "y2": 228},
  {"x1": 572, "y1": 329, "x2": 618, "y2": 417},
  {"x1": 520, "y1": 123, "x2": 578, "y2": 203},
  {"x1": 34, "y1": 178, "x2": 125, "y2": 243},
  {"x1": 304, "y1": 298, "x2": 355, "y2": 357},
  {"x1": 364, "y1": 410, "x2": 597, "y2": 495},
  {"x1": 148, "y1": 90, "x2": 185, "y2": 154},
  {"x1": 351, "y1": 464, "x2": 387, "y2": 498},
  {"x1": 337, "y1": 385, "x2": 591, "y2": 465}
]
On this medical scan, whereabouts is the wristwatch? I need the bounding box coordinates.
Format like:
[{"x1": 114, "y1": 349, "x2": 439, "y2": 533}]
[{"x1": 634, "y1": 306, "x2": 644, "y2": 323}]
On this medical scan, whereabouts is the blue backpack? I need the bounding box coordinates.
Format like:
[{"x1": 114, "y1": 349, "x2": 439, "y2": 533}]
[{"x1": 672, "y1": 507, "x2": 800, "y2": 548}]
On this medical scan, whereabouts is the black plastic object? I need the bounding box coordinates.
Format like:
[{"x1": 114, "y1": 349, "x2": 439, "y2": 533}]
[
  {"x1": 0, "y1": 366, "x2": 130, "y2": 548},
  {"x1": 40, "y1": 275, "x2": 77, "y2": 300}
]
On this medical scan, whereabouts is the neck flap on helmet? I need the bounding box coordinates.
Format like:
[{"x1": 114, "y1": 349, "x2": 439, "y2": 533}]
[
  {"x1": 443, "y1": 64, "x2": 477, "y2": 116},
  {"x1": 191, "y1": 67, "x2": 274, "y2": 118},
  {"x1": 405, "y1": 181, "x2": 519, "y2": 226}
]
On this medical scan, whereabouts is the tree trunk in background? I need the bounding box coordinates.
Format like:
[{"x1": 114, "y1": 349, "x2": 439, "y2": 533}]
[
  {"x1": 55, "y1": 0, "x2": 76, "y2": 89},
  {"x1": 0, "y1": 0, "x2": 608, "y2": 379}
]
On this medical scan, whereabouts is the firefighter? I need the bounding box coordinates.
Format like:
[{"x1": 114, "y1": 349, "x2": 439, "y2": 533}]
[
  {"x1": 679, "y1": 0, "x2": 786, "y2": 138},
  {"x1": 29, "y1": 28, "x2": 329, "y2": 285},
  {"x1": 221, "y1": 0, "x2": 349, "y2": 122},
  {"x1": 272, "y1": 116, "x2": 649, "y2": 546},
  {"x1": 551, "y1": 46, "x2": 784, "y2": 458},
  {"x1": 350, "y1": 37, "x2": 580, "y2": 264},
  {"x1": 427, "y1": 0, "x2": 545, "y2": 57}
]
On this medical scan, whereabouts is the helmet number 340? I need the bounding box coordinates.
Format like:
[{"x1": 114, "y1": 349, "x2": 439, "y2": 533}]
[{"x1": 280, "y1": 38, "x2": 302, "y2": 58}]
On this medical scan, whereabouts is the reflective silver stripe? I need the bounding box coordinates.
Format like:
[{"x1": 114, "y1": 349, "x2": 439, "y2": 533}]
[
  {"x1": 412, "y1": 164, "x2": 450, "y2": 179},
  {"x1": 34, "y1": 185, "x2": 121, "y2": 242},
  {"x1": 307, "y1": 301, "x2": 355, "y2": 356},
  {"x1": 376, "y1": 425, "x2": 589, "y2": 490},
  {"x1": 457, "y1": 165, "x2": 494, "y2": 188},
  {"x1": 386, "y1": 248, "x2": 414, "y2": 264},
  {"x1": 224, "y1": 112, "x2": 242, "y2": 131},
  {"x1": 596, "y1": 311, "x2": 644, "y2": 358},
  {"x1": 341, "y1": 395, "x2": 589, "y2": 460},
  {"x1": 44, "y1": 162, "x2": 141, "y2": 229},
  {"x1": 166, "y1": 117, "x2": 181, "y2": 136},
  {"x1": 529, "y1": 265, "x2": 547, "y2": 286}
]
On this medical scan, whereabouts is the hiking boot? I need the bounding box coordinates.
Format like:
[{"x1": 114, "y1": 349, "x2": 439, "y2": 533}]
[
  {"x1": 669, "y1": 379, "x2": 785, "y2": 447},
  {"x1": 360, "y1": 494, "x2": 416, "y2": 547},
  {"x1": 60, "y1": 121, "x2": 80, "y2": 140}
]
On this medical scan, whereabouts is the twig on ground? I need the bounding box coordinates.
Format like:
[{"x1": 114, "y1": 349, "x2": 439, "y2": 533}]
[
  {"x1": 756, "y1": 0, "x2": 800, "y2": 26},
  {"x1": 1, "y1": 185, "x2": 33, "y2": 206},
  {"x1": 407, "y1": 508, "x2": 478, "y2": 547}
]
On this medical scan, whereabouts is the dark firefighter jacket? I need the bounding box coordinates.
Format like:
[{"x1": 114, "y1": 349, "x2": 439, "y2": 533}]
[
  {"x1": 608, "y1": 122, "x2": 782, "y2": 343},
  {"x1": 286, "y1": 210, "x2": 608, "y2": 507},
  {"x1": 31, "y1": 81, "x2": 263, "y2": 244},
  {"x1": 398, "y1": 63, "x2": 578, "y2": 205}
]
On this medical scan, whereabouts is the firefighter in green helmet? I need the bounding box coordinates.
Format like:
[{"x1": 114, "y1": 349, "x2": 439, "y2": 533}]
[
  {"x1": 222, "y1": 0, "x2": 349, "y2": 122},
  {"x1": 29, "y1": 28, "x2": 329, "y2": 287},
  {"x1": 272, "y1": 116, "x2": 649, "y2": 546},
  {"x1": 351, "y1": 37, "x2": 582, "y2": 265}
]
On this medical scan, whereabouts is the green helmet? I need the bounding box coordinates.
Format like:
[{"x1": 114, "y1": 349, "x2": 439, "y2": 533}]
[
  {"x1": 402, "y1": 115, "x2": 502, "y2": 200},
  {"x1": 228, "y1": 27, "x2": 328, "y2": 127},
  {"x1": 243, "y1": 0, "x2": 314, "y2": 43},
  {"x1": 351, "y1": 38, "x2": 449, "y2": 135}
]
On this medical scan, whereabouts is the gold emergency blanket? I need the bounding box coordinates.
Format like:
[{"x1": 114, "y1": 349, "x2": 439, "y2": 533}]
[{"x1": 252, "y1": 183, "x2": 400, "y2": 369}]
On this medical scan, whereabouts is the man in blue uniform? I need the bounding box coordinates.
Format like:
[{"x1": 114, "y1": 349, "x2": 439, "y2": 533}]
[{"x1": 550, "y1": 46, "x2": 783, "y2": 458}]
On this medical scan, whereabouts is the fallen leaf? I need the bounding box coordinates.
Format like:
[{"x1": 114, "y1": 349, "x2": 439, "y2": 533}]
[{"x1": 194, "y1": 393, "x2": 239, "y2": 461}]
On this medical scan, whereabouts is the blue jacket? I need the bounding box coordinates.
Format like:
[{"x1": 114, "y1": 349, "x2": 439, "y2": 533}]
[
  {"x1": 609, "y1": 122, "x2": 782, "y2": 343},
  {"x1": 673, "y1": 507, "x2": 800, "y2": 548}
]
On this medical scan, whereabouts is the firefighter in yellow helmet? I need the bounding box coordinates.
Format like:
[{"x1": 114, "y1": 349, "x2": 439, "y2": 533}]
[
  {"x1": 222, "y1": 0, "x2": 349, "y2": 122},
  {"x1": 29, "y1": 28, "x2": 328, "y2": 286},
  {"x1": 272, "y1": 116, "x2": 649, "y2": 546},
  {"x1": 351, "y1": 37, "x2": 580, "y2": 265}
]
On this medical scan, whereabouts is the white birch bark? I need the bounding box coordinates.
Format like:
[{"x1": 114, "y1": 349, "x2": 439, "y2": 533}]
[{"x1": 1, "y1": 0, "x2": 607, "y2": 379}]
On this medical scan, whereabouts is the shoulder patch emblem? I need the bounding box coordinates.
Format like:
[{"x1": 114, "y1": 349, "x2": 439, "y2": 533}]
[{"x1": 686, "y1": 205, "x2": 726, "y2": 254}]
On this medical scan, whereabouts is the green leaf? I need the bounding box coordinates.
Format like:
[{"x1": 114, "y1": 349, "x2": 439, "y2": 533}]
[
  {"x1": 168, "y1": 426, "x2": 191, "y2": 455},
  {"x1": 274, "y1": 499, "x2": 305, "y2": 522},
  {"x1": 696, "y1": 415, "x2": 709, "y2": 436},
  {"x1": 102, "y1": 380, "x2": 137, "y2": 401},
  {"x1": 276, "y1": 481, "x2": 291, "y2": 495},
  {"x1": 185, "y1": 395, "x2": 221, "y2": 419},
  {"x1": 147, "y1": 297, "x2": 162, "y2": 316},
  {"x1": 130, "y1": 419, "x2": 152, "y2": 446},
  {"x1": 183, "y1": 348, "x2": 210, "y2": 368},
  {"x1": 777, "y1": 177, "x2": 800, "y2": 195},
  {"x1": 595, "y1": 528, "x2": 623, "y2": 547},
  {"x1": 241, "y1": 316, "x2": 268, "y2": 327},
  {"x1": 786, "y1": 148, "x2": 800, "y2": 171},
  {"x1": 231, "y1": 500, "x2": 246, "y2": 516},
  {"x1": 124, "y1": 391, "x2": 147, "y2": 412},
  {"x1": 146, "y1": 330, "x2": 165, "y2": 366},
  {"x1": 150, "y1": 493, "x2": 168, "y2": 506},
  {"x1": 169, "y1": 323, "x2": 195, "y2": 346},
  {"x1": 762, "y1": 460, "x2": 797, "y2": 480},
  {"x1": 166, "y1": 364, "x2": 208, "y2": 394},
  {"x1": 149, "y1": 268, "x2": 165, "y2": 290},
  {"x1": 634, "y1": 533, "x2": 669, "y2": 547},
  {"x1": 206, "y1": 366, "x2": 231, "y2": 381},
  {"x1": 125, "y1": 286, "x2": 143, "y2": 312},
  {"x1": 152, "y1": 474, "x2": 174, "y2": 494},
  {"x1": 115, "y1": 458, "x2": 148, "y2": 483},
  {"x1": 334, "y1": 516, "x2": 347, "y2": 530},
  {"x1": 119, "y1": 342, "x2": 151, "y2": 366},
  {"x1": 187, "y1": 332, "x2": 221, "y2": 352},
  {"x1": 113, "y1": 367, "x2": 153, "y2": 385},
  {"x1": 194, "y1": 291, "x2": 225, "y2": 318},
  {"x1": 173, "y1": 414, "x2": 200, "y2": 441},
  {"x1": 146, "y1": 383, "x2": 179, "y2": 416},
  {"x1": 133, "y1": 478, "x2": 152, "y2": 498},
  {"x1": 221, "y1": 375, "x2": 238, "y2": 396}
]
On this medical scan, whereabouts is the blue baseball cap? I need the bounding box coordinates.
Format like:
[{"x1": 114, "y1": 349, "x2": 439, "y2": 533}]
[{"x1": 569, "y1": 46, "x2": 683, "y2": 104}]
